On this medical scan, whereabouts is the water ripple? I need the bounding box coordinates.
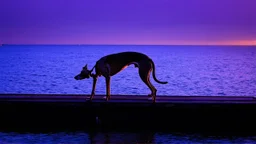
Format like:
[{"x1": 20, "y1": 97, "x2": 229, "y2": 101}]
[{"x1": 0, "y1": 45, "x2": 256, "y2": 96}]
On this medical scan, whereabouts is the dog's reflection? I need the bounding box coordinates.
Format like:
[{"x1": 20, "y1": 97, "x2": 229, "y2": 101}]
[{"x1": 88, "y1": 132, "x2": 155, "y2": 144}]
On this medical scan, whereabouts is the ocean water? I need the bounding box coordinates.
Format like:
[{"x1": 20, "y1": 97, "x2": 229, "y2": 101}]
[
  {"x1": 0, "y1": 44, "x2": 256, "y2": 143},
  {"x1": 0, "y1": 45, "x2": 256, "y2": 96}
]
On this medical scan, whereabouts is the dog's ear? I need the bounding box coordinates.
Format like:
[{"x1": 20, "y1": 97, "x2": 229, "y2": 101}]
[{"x1": 84, "y1": 64, "x2": 88, "y2": 69}]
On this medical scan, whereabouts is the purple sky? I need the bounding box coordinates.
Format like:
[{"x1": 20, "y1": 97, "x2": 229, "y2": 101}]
[{"x1": 0, "y1": 0, "x2": 256, "y2": 45}]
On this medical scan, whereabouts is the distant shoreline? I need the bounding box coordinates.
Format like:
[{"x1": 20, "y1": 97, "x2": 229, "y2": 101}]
[{"x1": 1, "y1": 44, "x2": 256, "y2": 47}]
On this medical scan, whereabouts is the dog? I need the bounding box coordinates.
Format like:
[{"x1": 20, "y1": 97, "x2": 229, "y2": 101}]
[{"x1": 74, "y1": 51, "x2": 168, "y2": 103}]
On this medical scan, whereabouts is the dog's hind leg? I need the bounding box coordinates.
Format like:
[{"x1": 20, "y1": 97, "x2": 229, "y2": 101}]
[
  {"x1": 105, "y1": 76, "x2": 111, "y2": 101},
  {"x1": 139, "y1": 62, "x2": 157, "y2": 103}
]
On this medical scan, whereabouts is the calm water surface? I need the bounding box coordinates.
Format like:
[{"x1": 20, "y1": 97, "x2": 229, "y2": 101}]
[
  {"x1": 0, "y1": 45, "x2": 256, "y2": 96},
  {"x1": 0, "y1": 45, "x2": 256, "y2": 143}
]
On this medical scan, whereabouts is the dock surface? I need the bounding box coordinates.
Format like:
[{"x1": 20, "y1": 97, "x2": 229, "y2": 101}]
[
  {"x1": 1, "y1": 93, "x2": 256, "y2": 135},
  {"x1": 1, "y1": 93, "x2": 256, "y2": 103}
]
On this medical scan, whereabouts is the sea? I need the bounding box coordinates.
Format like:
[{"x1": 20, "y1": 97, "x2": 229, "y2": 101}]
[{"x1": 0, "y1": 44, "x2": 256, "y2": 143}]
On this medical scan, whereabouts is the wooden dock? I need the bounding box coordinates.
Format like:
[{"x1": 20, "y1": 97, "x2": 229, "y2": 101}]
[
  {"x1": 1, "y1": 93, "x2": 256, "y2": 103},
  {"x1": 1, "y1": 93, "x2": 256, "y2": 135}
]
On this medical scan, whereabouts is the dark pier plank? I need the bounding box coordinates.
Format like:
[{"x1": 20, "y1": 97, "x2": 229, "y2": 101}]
[
  {"x1": 1, "y1": 93, "x2": 256, "y2": 135},
  {"x1": 1, "y1": 93, "x2": 256, "y2": 103}
]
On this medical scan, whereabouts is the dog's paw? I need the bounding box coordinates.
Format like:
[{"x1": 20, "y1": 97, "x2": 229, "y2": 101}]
[{"x1": 148, "y1": 94, "x2": 153, "y2": 97}]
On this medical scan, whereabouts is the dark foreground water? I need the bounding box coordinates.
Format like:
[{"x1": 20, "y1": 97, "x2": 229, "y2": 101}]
[
  {"x1": 0, "y1": 45, "x2": 256, "y2": 143},
  {"x1": 1, "y1": 131, "x2": 256, "y2": 144}
]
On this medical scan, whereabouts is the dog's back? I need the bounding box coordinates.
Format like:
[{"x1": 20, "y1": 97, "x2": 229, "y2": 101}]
[{"x1": 104, "y1": 51, "x2": 150, "y2": 65}]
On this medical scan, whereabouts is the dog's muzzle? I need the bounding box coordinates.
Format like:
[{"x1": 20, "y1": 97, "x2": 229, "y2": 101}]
[
  {"x1": 74, "y1": 75, "x2": 82, "y2": 80},
  {"x1": 74, "y1": 74, "x2": 90, "y2": 80}
]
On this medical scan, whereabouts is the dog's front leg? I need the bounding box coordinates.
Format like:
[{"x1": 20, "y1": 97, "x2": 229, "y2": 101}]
[
  {"x1": 101, "y1": 64, "x2": 111, "y2": 101},
  {"x1": 90, "y1": 74, "x2": 98, "y2": 101}
]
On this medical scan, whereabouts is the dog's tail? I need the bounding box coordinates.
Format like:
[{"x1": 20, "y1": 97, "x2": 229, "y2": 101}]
[{"x1": 150, "y1": 59, "x2": 168, "y2": 84}]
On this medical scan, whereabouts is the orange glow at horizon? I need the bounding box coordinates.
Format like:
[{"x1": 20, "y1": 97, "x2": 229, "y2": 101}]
[{"x1": 169, "y1": 40, "x2": 256, "y2": 46}]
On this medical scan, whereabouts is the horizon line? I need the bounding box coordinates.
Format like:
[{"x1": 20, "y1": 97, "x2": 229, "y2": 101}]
[{"x1": 1, "y1": 44, "x2": 256, "y2": 47}]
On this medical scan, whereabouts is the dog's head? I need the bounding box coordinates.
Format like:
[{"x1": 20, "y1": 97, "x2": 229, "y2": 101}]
[{"x1": 74, "y1": 64, "x2": 91, "y2": 80}]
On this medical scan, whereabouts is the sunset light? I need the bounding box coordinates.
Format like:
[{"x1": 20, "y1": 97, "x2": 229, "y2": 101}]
[{"x1": 0, "y1": 0, "x2": 255, "y2": 46}]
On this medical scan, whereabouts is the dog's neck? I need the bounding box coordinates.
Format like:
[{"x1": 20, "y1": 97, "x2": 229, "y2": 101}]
[{"x1": 89, "y1": 65, "x2": 96, "y2": 77}]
